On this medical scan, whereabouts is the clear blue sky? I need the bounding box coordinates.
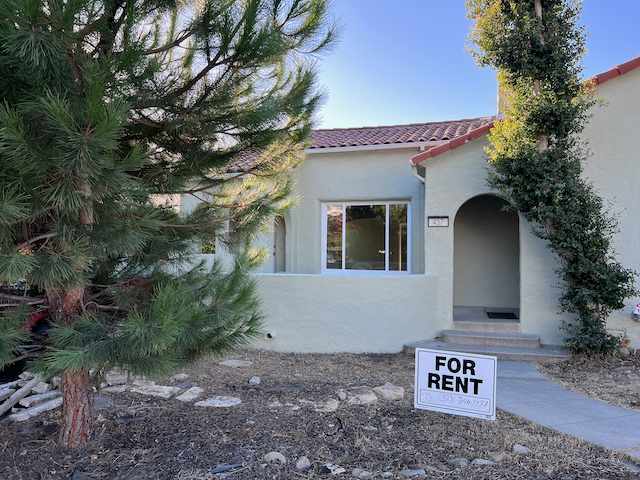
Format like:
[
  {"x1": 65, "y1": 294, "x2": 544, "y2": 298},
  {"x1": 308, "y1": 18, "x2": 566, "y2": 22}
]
[{"x1": 315, "y1": 0, "x2": 640, "y2": 129}]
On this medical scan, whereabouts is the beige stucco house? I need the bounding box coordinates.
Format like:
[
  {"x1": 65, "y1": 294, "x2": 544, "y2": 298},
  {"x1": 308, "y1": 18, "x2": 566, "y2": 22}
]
[{"x1": 187, "y1": 55, "x2": 640, "y2": 355}]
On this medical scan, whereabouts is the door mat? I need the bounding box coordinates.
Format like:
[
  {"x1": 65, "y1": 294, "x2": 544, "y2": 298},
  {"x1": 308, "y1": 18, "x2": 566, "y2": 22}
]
[{"x1": 486, "y1": 312, "x2": 518, "y2": 320}]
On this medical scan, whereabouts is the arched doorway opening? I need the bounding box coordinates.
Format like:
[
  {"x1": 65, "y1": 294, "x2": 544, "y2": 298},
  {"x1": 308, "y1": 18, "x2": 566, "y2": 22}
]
[{"x1": 453, "y1": 195, "x2": 520, "y2": 321}]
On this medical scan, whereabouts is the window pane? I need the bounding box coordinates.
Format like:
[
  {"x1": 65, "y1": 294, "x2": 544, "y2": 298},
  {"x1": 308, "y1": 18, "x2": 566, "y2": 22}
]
[
  {"x1": 326, "y1": 205, "x2": 343, "y2": 269},
  {"x1": 345, "y1": 205, "x2": 386, "y2": 270},
  {"x1": 389, "y1": 204, "x2": 408, "y2": 271}
]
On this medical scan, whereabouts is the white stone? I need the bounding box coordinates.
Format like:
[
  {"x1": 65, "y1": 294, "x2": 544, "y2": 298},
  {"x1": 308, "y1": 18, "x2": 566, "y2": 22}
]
[
  {"x1": 296, "y1": 456, "x2": 311, "y2": 471},
  {"x1": 219, "y1": 359, "x2": 253, "y2": 368},
  {"x1": 347, "y1": 393, "x2": 377, "y2": 406},
  {"x1": 489, "y1": 452, "x2": 511, "y2": 462},
  {"x1": 619, "y1": 347, "x2": 631, "y2": 357},
  {"x1": 130, "y1": 385, "x2": 181, "y2": 398},
  {"x1": 264, "y1": 452, "x2": 286, "y2": 464},
  {"x1": 0, "y1": 380, "x2": 21, "y2": 390},
  {"x1": 471, "y1": 459, "x2": 494, "y2": 465},
  {"x1": 131, "y1": 378, "x2": 155, "y2": 387},
  {"x1": 31, "y1": 382, "x2": 52, "y2": 395},
  {"x1": 173, "y1": 373, "x2": 189, "y2": 382},
  {"x1": 373, "y1": 383, "x2": 405, "y2": 401},
  {"x1": 106, "y1": 371, "x2": 128, "y2": 385},
  {"x1": 19, "y1": 372, "x2": 35, "y2": 380},
  {"x1": 9, "y1": 397, "x2": 63, "y2": 422},
  {"x1": 195, "y1": 396, "x2": 242, "y2": 407},
  {"x1": 19, "y1": 390, "x2": 61, "y2": 408},
  {"x1": 102, "y1": 385, "x2": 126, "y2": 393},
  {"x1": 338, "y1": 386, "x2": 378, "y2": 406},
  {"x1": 175, "y1": 387, "x2": 203, "y2": 402},
  {"x1": 401, "y1": 469, "x2": 426, "y2": 477},
  {"x1": 352, "y1": 468, "x2": 374, "y2": 477},
  {"x1": 0, "y1": 388, "x2": 15, "y2": 402},
  {"x1": 326, "y1": 464, "x2": 346, "y2": 475},
  {"x1": 248, "y1": 376, "x2": 260, "y2": 385},
  {"x1": 513, "y1": 444, "x2": 532, "y2": 454}
]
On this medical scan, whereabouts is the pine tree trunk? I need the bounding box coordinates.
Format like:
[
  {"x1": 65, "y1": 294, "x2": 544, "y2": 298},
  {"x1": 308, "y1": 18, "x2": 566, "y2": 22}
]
[
  {"x1": 48, "y1": 285, "x2": 93, "y2": 449},
  {"x1": 59, "y1": 368, "x2": 92, "y2": 449}
]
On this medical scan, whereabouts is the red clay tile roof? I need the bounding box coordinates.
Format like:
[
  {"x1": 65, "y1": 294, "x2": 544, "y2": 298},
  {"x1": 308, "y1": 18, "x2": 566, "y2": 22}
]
[
  {"x1": 309, "y1": 117, "x2": 495, "y2": 149},
  {"x1": 590, "y1": 56, "x2": 640, "y2": 85}
]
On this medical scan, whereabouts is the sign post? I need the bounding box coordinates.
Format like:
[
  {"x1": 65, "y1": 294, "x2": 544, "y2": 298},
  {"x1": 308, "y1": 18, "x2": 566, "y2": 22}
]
[{"x1": 414, "y1": 348, "x2": 497, "y2": 420}]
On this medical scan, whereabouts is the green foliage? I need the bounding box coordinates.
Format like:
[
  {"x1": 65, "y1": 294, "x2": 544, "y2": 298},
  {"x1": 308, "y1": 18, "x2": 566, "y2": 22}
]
[
  {"x1": 0, "y1": 0, "x2": 338, "y2": 380},
  {"x1": 466, "y1": 0, "x2": 636, "y2": 354}
]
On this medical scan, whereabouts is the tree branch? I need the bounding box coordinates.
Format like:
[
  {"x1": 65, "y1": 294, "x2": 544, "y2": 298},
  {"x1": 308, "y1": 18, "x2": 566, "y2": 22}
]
[{"x1": 16, "y1": 233, "x2": 55, "y2": 251}]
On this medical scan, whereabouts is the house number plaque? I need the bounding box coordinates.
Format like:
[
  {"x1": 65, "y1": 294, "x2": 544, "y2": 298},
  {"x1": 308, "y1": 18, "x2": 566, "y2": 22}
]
[{"x1": 428, "y1": 216, "x2": 449, "y2": 227}]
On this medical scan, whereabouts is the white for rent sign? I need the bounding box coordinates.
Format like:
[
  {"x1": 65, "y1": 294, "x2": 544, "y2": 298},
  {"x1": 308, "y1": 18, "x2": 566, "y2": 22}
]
[{"x1": 414, "y1": 348, "x2": 497, "y2": 420}]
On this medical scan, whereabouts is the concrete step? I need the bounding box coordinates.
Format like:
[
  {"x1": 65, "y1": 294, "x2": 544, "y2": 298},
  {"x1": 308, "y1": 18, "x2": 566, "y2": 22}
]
[
  {"x1": 403, "y1": 339, "x2": 570, "y2": 363},
  {"x1": 442, "y1": 330, "x2": 540, "y2": 348},
  {"x1": 453, "y1": 319, "x2": 520, "y2": 333}
]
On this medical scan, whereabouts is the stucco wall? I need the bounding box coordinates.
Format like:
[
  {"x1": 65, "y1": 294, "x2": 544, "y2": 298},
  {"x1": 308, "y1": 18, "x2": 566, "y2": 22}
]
[
  {"x1": 579, "y1": 67, "x2": 640, "y2": 346},
  {"x1": 252, "y1": 273, "x2": 440, "y2": 353}
]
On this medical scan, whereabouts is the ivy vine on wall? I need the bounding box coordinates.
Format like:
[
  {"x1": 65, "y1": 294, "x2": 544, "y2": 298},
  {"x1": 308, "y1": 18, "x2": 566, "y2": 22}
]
[{"x1": 465, "y1": 0, "x2": 637, "y2": 354}]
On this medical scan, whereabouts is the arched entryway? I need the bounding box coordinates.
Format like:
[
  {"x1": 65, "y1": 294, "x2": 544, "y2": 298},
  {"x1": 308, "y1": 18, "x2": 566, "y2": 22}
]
[{"x1": 453, "y1": 195, "x2": 520, "y2": 320}]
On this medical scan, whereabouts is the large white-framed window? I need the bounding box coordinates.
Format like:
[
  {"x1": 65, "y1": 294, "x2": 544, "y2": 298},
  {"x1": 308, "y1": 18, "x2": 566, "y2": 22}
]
[{"x1": 322, "y1": 202, "x2": 411, "y2": 274}]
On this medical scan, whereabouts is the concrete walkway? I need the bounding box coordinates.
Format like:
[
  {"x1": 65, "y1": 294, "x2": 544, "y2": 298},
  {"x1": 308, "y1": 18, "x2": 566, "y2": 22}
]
[{"x1": 497, "y1": 361, "x2": 640, "y2": 460}]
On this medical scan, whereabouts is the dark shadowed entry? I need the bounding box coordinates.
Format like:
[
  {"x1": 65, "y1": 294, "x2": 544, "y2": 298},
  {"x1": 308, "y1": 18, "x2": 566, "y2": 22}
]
[{"x1": 453, "y1": 195, "x2": 519, "y2": 312}]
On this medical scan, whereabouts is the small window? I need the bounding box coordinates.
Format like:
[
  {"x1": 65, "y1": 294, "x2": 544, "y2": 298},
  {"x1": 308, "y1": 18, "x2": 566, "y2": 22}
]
[{"x1": 322, "y1": 202, "x2": 410, "y2": 274}]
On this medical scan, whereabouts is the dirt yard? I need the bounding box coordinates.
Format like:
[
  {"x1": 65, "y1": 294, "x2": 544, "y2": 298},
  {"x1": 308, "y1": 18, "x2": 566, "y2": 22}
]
[{"x1": 1, "y1": 350, "x2": 639, "y2": 479}]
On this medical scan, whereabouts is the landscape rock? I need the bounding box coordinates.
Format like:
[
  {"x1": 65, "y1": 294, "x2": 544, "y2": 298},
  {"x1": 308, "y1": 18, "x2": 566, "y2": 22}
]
[
  {"x1": 172, "y1": 373, "x2": 189, "y2": 382},
  {"x1": 102, "y1": 385, "x2": 126, "y2": 393},
  {"x1": 513, "y1": 444, "x2": 532, "y2": 454},
  {"x1": 325, "y1": 463, "x2": 346, "y2": 475},
  {"x1": 338, "y1": 386, "x2": 378, "y2": 406},
  {"x1": 131, "y1": 379, "x2": 154, "y2": 387},
  {"x1": 614, "y1": 366, "x2": 630, "y2": 372},
  {"x1": 437, "y1": 465, "x2": 450, "y2": 472},
  {"x1": 106, "y1": 371, "x2": 128, "y2": 385},
  {"x1": 19, "y1": 390, "x2": 61, "y2": 408},
  {"x1": 264, "y1": 451, "x2": 286, "y2": 464},
  {"x1": 219, "y1": 359, "x2": 253, "y2": 368},
  {"x1": 173, "y1": 382, "x2": 194, "y2": 389},
  {"x1": 296, "y1": 456, "x2": 311, "y2": 471},
  {"x1": 210, "y1": 463, "x2": 243, "y2": 474},
  {"x1": 619, "y1": 347, "x2": 631, "y2": 358},
  {"x1": 130, "y1": 385, "x2": 181, "y2": 398},
  {"x1": 0, "y1": 388, "x2": 15, "y2": 402},
  {"x1": 351, "y1": 468, "x2": 373, "y2": 477},
  {"x1": 489, "y1": 451, "x2": 512, "y2": 462},
  {"x1": 401, "y1": 469, "x2": 426, "y2": 476},
  {"x1": 175, "y1": 387, "x2": 203, "y2": 402},
  {"x1": 628, "y1": 374, "x2": 639, "y2": 379},
  {"x1": 448, "y1": 458, "x2": 469, "y2": 468},
  {"x1": 195, "y1": 396, "x2": 241, "y2": 407},
  {"x1": 373, "y1": 382, "x2": 405, "y2": 401},
  {"x1": 472, "y1": 459, "x2": 494, "y2": 465},
  {"x1": 31, "y1": 382, "x2": 52, "y2": 395},
  {"x1": 248, "y1": 376, "x2": 260, "y2": 386},
  {"x1": 9, "y1": 397, "x2": 63, "y2": 422}
]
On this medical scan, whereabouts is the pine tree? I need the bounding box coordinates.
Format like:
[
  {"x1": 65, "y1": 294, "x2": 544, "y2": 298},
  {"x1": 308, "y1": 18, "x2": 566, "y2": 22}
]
[
  {"x1": 0, "y1": 0, "x2": 338, "y2": 448},
  {"x1": 466, "y1": 0, "x2": 636, "y2": 353}
]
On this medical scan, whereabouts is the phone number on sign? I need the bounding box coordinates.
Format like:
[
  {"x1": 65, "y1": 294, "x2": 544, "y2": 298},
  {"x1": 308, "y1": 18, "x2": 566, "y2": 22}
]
[{"x1": 419, "y1": 390, "x2": 491, "y2": 413}]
